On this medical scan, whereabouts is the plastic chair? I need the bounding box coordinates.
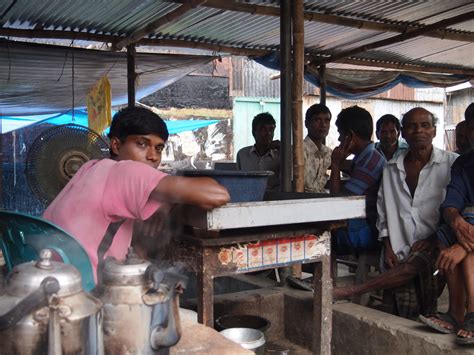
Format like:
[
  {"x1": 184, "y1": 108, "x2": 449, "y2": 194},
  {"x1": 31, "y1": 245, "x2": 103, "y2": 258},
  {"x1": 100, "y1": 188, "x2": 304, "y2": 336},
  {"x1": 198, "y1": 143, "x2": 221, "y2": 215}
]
[{"x1": 0, "y1": 210, "x2": 95, "y2": 291}]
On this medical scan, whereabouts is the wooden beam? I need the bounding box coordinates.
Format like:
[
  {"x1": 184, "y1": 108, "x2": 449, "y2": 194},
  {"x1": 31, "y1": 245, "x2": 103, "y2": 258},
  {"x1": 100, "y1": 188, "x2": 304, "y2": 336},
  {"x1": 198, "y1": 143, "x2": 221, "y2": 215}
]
[
  {"x1": 313, "y1": 11, "x2": 474, "y2": 66},
  {"x1": 177, "y1": 0, "x2": 474, "y2": 43},
  {"x1": 127, "y1": 45, "x2": 136, "y2": 107},
  {"x1": 114, "y1": 0, "x2": 205, "y2": 50},
  {"x1": 1, "y1": 28, "x2": 472, "y2": 76}
]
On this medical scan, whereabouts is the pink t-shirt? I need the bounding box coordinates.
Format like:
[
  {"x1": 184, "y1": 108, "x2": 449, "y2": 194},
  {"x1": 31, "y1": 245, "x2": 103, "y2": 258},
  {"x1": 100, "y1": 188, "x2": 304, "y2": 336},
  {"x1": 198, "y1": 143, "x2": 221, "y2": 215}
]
[{"x1": 43, "y1": 159, "x2": 167, "y2": 280}]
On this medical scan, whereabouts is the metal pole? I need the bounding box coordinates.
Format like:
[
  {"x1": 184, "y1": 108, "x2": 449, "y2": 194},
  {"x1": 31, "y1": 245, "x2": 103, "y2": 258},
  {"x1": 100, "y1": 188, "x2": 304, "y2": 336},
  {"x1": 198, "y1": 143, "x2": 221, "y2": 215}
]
[
  {"x1": 127, "y1": 45, "x2": 136, "y2": 107},
  {"x1": 280, "y1": 0, "x2": 292, "y2": 192}
]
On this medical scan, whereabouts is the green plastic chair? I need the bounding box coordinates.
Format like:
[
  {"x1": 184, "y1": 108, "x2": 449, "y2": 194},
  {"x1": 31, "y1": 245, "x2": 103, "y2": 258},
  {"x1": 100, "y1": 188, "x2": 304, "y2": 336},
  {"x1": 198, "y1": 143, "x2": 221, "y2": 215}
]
[{"x1": 0, "y1": 210, "x2": 95, "y2": 291}]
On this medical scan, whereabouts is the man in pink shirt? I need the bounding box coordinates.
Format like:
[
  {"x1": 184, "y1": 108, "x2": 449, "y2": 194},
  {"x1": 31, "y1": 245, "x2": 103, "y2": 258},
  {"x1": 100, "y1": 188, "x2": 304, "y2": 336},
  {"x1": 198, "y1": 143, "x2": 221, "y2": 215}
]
[{"x1": 43, "y1": 107, "x2": 230, "y2": 281}]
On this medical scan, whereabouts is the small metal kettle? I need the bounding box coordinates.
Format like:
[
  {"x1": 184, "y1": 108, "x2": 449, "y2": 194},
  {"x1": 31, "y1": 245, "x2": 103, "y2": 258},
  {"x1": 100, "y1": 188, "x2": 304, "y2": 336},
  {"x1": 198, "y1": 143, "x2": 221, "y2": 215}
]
[
  {"x1": 95, "y1": 248, "x2": 187, "y2": 355},
  {"x1": 0, "y1": 249, "x2": 103, "y2": 355}
]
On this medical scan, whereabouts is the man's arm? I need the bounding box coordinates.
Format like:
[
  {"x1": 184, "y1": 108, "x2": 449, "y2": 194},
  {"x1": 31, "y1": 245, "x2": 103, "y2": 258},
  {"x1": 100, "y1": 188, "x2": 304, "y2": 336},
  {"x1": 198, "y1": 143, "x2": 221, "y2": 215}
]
[
  {"x1": 443, "y1": 207, "x2": 474, "y2": 252},
  {"x1": 151, "y1": 176, "x2": 230, "y2": 210},
  {"x1": 382, "y1": 237, "x2": 398, "y2": 269}
]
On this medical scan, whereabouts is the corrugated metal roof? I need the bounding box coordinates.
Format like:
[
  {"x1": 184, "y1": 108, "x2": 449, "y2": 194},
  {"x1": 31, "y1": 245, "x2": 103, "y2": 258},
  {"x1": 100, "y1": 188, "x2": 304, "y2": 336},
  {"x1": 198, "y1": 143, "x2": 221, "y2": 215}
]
[{"x1": 0, "y1": 0, "x2": 473, "y2": 73}]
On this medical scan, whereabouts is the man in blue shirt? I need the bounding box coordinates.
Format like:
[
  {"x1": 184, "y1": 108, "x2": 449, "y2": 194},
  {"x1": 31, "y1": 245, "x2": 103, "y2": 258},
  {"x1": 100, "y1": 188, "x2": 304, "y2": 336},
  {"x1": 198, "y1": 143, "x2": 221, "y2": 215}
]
[
  {"x1": 420, "y1": 103, "x2": 474, "y2": 345},
  {"x1": 330, "y1": 106, "x2": 386, "y2": 252}
]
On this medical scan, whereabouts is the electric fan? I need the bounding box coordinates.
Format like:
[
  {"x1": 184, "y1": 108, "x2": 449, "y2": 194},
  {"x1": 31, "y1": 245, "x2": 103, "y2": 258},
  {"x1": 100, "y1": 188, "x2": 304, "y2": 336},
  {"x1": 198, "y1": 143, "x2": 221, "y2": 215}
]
[{"x1": 25, "y1": 124, "x2": 109, "y2": 205}]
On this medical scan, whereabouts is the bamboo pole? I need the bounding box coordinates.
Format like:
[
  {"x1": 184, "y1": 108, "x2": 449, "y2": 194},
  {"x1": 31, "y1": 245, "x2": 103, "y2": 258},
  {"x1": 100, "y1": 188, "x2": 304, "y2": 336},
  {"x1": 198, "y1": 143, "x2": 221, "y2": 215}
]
[
  {"x1": 127, "y1": 45, "x2": 136, "y2": 107},
  {"x1": 280, "y1": 0, "x2": 292, "y2": 193},
  {"x1": 290, "y1": 0, "x2": 304, "y2": 280},
  {"x1": 292, "y1": 0, "x2": 304, "y2": 193},
  {"x1": 176, "y1": 0, "x2": 474, "y2": 43},
  {"x1": 319, "y1": 64, "x2": 327, "y2": 105}
]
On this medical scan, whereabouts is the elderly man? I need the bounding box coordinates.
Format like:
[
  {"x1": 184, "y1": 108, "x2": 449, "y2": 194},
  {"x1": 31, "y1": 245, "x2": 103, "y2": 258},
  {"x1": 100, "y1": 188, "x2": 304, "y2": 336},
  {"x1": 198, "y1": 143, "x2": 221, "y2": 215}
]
[
  {"x1": 375, "y1": 114, "x2": 408, "y2": 161},
  {"x1": 334, "y1": 107, "x2": 458, "y2": 319},
  {"x1": 304, "y1": 104, "x2": 332, "y2": 193},
  {"x1": 419, "y1": 103, "x2": 474, "y2": 344}
]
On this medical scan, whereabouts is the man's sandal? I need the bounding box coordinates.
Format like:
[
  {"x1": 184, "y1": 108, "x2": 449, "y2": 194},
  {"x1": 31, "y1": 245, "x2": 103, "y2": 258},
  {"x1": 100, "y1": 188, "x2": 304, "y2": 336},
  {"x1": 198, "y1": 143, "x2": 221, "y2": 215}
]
[
  {"x1": 457, "y1": 312, "x2": 474, "y2": 345},
  {"x1": 419, "y1": 313, "x2": 459, "y2": 334}
]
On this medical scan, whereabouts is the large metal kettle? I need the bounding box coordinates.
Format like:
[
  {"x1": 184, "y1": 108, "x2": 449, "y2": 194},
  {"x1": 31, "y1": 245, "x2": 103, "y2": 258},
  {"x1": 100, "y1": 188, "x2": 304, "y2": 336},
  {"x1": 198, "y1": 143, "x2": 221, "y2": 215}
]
[
  {"x1": 0, "y1": 249, "x2": 103, "y2": 354},
  {"x1": 95, "y1": 248, "x2": 187, "y2": 355}
]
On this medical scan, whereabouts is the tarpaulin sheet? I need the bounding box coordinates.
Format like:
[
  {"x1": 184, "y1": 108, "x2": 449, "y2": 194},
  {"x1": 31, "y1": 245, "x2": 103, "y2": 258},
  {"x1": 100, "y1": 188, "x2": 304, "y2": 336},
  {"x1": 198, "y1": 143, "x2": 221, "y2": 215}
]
[
  {"x1": 0, "y1": 39, "x2": 215, "y2": 116},
  {"x1": 1, "y1": 109, "x2": 218, "y2": 134},
  {"x1": 254, "y1": 53, "x2": 472, "y2": 100}
]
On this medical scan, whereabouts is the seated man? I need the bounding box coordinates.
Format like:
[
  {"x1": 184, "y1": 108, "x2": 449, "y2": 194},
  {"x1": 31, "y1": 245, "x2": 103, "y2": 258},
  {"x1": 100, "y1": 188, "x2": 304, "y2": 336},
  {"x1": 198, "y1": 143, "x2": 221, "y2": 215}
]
[
  {"x1": 304, "y1": 104, "x2": 332, "y2": 193},
  {"x1": 44, "y1": 107, "x2": 230, "y2": 281},
  {"x1": 334, "y1": 107, "x2": 459, "y2": 319},
  {"x1": 330, "y1": 106, "x2": 385, "y2": 252},
  {"x1": 419, "y1": 102, "x2": 474, "y2": 344},
  {"x1": 375, "y1": 114, "x2": 408, "y2": 161},
  {"x1": 236, "y1": 112, "x2": 280, "y2": 191}
]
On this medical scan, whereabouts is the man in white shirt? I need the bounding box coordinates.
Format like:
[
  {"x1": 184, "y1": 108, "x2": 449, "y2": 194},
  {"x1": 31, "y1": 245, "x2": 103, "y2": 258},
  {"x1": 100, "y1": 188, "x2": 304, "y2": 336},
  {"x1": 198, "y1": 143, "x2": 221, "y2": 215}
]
[
  {"x1": 236, "y1": 112, "x2": 280, "y2": 191},
  {"x1": 303, "y1": 104, "x2": 332, "y2": 193},
  {"x1": 334, "y1": 107, "x2": 458, "y2": 319}
]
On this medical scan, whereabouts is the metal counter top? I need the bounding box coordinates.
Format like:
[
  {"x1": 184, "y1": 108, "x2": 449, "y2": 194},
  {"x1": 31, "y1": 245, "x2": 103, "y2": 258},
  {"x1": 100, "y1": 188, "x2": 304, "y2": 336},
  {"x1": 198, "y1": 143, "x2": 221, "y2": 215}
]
[{"x1": 183, "y1": 195, "x2": 365, "y2": 231}]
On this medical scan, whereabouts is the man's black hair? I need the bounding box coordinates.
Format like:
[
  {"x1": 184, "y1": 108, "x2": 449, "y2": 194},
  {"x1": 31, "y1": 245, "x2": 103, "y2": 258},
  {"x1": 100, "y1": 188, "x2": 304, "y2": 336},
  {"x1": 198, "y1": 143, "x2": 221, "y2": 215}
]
[
  {"x1": 252, "y1": 112, "x2": 275, "y2": 132},
  {"x1": 305, "y1": 104, "x2": 331, "y2": 123},
  {"x1": 401, "y1": 107, "x2": 438, "y2": 127},
  {"x1": 335, "y1": 105, "x2": 373, "y2": 141},
  {"x1": 465, "y1": 103, "x2": 474, "y2": 123},
  {"x1": 108, "y1": 106, "x2": 169, "y2": 142},
  {"x1": 376, "y1": 114, "x2": 401, "y2": 133}
]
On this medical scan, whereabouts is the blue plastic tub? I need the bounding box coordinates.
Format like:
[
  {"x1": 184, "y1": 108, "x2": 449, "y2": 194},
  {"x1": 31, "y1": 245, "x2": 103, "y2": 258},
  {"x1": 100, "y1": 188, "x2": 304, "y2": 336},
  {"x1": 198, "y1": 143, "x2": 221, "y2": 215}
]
[{"x1": 178, "y1": 170, "x2": 274, "y2": 203}]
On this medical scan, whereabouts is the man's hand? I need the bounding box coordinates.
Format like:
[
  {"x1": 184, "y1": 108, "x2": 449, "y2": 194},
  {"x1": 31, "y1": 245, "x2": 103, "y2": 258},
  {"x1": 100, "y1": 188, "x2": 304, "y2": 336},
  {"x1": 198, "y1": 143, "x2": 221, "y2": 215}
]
[
  {"x1": 411, "y1": 238, "x2": 433, "y2": 253},
  {"x1": 331, "y1": 133, "x2": 354, "y2": 168},
  {"x1": 452, "y1": 216, "x2": 474, "y2": 252},
  {"x1": 436, "y1": 244, "x2": 468, "y2": 273},
  {"x1": 270, "y1": 140, "x2": 281, "y2": 150},
  {"x1": 383, "y1": 239, "x2": 398, "y2": 269}
]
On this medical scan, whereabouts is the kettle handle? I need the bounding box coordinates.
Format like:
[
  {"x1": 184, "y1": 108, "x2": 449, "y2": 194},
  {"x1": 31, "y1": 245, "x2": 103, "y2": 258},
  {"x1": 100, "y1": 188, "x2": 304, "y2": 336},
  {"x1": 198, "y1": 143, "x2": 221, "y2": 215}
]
[{"x1": 0, "y1": 277, "x2": 60, "y2": 330}]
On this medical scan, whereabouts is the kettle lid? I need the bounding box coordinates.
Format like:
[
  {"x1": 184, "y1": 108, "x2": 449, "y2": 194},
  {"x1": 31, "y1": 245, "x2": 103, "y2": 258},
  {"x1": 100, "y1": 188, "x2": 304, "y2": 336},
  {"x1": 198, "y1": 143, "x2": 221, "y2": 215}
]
[
  {"x1": 6, "y1": 249, "x2": 83, "y2": 297},
  {"x1": 101, "y1": 248, "x2": 151, "y2": 285}
]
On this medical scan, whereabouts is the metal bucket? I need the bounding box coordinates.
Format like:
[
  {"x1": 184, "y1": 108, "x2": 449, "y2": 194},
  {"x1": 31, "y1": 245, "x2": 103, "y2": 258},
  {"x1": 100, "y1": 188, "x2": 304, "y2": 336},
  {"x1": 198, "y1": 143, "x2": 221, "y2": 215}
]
[{"x1": 220, "y1": 328, "x2": 265, "y2": 354}]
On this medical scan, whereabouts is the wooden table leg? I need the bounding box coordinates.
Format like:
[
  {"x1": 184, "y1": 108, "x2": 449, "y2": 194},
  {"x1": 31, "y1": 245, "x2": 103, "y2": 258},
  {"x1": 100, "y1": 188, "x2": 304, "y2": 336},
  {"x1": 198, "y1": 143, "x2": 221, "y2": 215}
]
[
  {"x1": 197, "y1": 247, "x2": 214, "y2": 327},
  {"x1": 313, "y1": 255, "x2": 333, "y2": 354}
]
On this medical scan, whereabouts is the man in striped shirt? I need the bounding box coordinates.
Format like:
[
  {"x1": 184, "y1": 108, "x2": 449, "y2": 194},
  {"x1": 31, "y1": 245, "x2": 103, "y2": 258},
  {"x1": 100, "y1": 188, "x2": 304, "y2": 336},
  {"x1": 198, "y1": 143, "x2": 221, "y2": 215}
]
[{"x1": 330, "y1": 105, "x2": 386, "y2": 253}]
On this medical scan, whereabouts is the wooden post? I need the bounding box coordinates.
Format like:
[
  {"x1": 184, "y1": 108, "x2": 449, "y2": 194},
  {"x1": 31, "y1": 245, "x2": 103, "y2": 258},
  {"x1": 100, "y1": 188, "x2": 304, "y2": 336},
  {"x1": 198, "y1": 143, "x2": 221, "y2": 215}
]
[
  {"x1": 319, "y1": 64, "x2": 327, "y2": 105},
  {"x1": 280, "y1": 0, "x2": 292, "y2": 193},
  {"x1": 127, "y1": 45, "x2": 136, "y2": 107},
  {"x1": 292, "y1": 0, "x2": 304, "y2": 193},
  {"x1": 291, "y1": 0, "x2": 304, "y2": 278}
]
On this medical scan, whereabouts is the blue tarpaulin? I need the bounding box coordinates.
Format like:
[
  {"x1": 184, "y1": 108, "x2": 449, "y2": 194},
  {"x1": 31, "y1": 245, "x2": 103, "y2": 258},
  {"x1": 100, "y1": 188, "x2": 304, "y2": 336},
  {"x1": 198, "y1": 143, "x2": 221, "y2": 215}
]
[{"x1": 1, "y1": 109, "x2": 218, "y2": 134}]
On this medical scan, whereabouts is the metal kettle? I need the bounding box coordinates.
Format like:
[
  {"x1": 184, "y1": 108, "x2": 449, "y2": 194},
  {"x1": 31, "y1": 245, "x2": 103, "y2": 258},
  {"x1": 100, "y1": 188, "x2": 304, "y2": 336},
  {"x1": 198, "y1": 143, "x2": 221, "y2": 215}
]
[
  {"x1": 95, "y1": 248, "x2": 187, "y2": 355},
  {"x1": 0, "y1": 249, "x2": 103, "y2": 355}
]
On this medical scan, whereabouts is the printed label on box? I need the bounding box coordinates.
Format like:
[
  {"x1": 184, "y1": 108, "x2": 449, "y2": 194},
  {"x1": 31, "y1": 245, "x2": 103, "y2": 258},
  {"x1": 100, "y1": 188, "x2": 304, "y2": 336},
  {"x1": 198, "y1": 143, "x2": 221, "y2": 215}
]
[
  {"x1": 277, "y1": 239, "x2": 291, "y2": 263},
  {"x1": 262, "y1": 240, "x2": 277, "y2": 265},
  {"x1": 304, "y1": 234, "x2": 320, "y2": 258},
  {"x1": 291, "y1": 237, "x2": 305, "y2": 261},
  {"x1": 247, "y1": 242, "x2": 263, "y2": 268},
  {"x1": 232, "y1": 245, "x2": 248, "y2": 269}
]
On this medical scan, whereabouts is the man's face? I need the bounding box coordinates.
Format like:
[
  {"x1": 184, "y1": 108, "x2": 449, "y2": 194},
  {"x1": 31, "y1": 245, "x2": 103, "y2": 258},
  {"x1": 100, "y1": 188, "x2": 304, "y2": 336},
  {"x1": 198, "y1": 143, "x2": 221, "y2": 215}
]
[
  {"x1": 110, "y1": 134, "x2": 165, "y2": 169},
  {"x1": 377, "y1": 122, "x2": 399, "y2": 148},
  {"x1": 468, "y1": 119, "x2": 474, "y2": 148},
  {"x1": 402, "y1": 110, "x2": 436, "y2": 150},
  {"x1": 253, "y1": 123, "x2": 275, "y2": 146},
  {"x1": 456, "y1": 123, "x2": 470, "y2": 153},
  {"x1": 306, "y1": 112, "x2": 331, "y2": 141}
]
